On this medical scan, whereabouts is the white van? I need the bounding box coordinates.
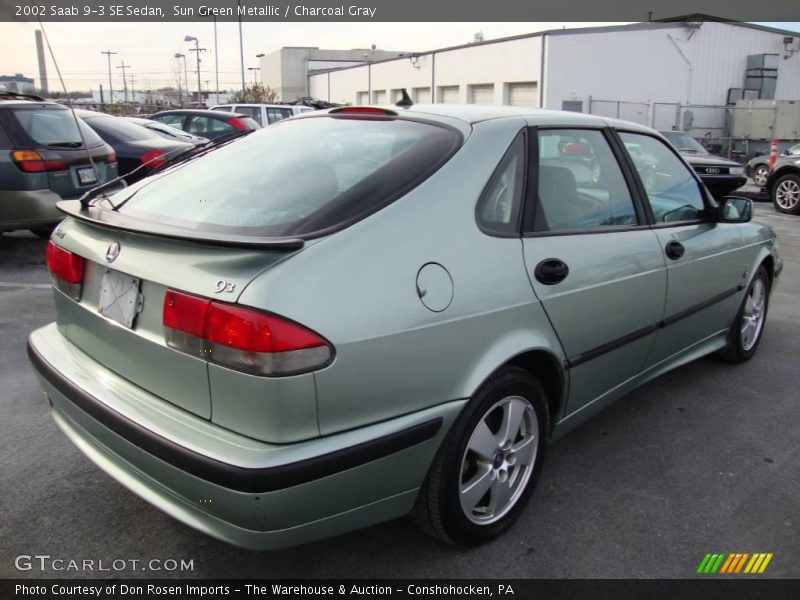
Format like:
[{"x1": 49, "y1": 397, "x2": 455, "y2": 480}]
[{"x1": 210, "y1": 103, "x2": 313, "y2": 126}]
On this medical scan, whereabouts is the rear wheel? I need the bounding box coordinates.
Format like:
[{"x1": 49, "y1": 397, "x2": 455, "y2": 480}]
[
  {"x1": 411, "y1": 367, "x2": 548, "y2": 545},
  {"x1": 772, "y1": 173, "x2": 800, "y2": 215},
  {"x1": 753, "y1": 164, "x2": 769, "y2": 187},
  {"x1": 719, "y1": 265, "x2": 770, "y2": 363}
]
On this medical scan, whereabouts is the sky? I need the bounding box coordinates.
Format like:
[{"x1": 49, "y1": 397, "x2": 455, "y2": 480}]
[{"x1": 1, "y1": 21, "x2": 799, "y2": 94}]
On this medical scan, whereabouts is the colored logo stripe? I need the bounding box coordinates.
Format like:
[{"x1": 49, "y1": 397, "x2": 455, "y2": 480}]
[{"x1": 697, "y1": 552, "x2": 773, "y2": 574}]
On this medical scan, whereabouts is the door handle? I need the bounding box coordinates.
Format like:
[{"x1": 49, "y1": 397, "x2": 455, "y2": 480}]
[
  {"x1": 534, "y1": 258, "x2": 569, "y2": 285},
  {"x1": 665, "y1": 240, "x2": 685, "y2": 260}
]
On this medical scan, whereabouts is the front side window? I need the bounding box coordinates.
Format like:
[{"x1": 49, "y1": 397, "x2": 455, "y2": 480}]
[
  {"x1": 266, "y1": 107, "x2": 292, "y2": 124},
  {"x1": 115, "y1": 116, "x2": 461, "y2": 238},
  {"x1": 535, "y1": 129, "x2": 637, "y2": 231},
  {"x1": 619, "y1": 132, "x2": 706, "y2": 223}
]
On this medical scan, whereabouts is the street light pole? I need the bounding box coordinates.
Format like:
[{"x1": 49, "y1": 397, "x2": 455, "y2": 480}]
[
  {"x1": 248, "y1": 67, "x2": 260, "y2": 85},
  {"x1": 237, "y1": 0, "x2": 245, "y2": 91},
  {"x1": 213, "y1": 16, "x2": 220, "y2": 105},
  {"x1": 100, "y1": 50, "x2": 117, "y2": 105},
  {"x1": 174, "y1": 53, "x2": 185, "y2": 106}
]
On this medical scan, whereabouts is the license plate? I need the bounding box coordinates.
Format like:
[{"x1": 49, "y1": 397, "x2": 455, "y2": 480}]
[
  {"x1": 98, "y1": 269, "x2": 142, "y2": 329},
  {"x1": 77, "y1": 167, "x2": 98, "y2": 185}
]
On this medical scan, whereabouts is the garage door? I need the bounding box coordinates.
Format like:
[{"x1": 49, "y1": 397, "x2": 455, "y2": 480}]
[
  {"x1": 506, "y1": 82, "x2": 538, "y2": 107},
  {"x1": 372, "y1": 90, "x2": 386, "y2": 104},
  {"x1": 356, "y1": 91, "x2": 369, "y2": 105},
  {"x1": 468, "y1": 84, "x2": 494, "y2": 105},
  {"x1": 438, "y1": 86, "x2": 459, "y2": 104},
  {"x1": 413, "y1": 87, "x2": 431, "y2": 103}
]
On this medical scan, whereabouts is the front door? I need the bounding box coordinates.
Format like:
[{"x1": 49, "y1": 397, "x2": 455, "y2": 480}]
[
  {"x1": 617, "y1": 131, "x2": 749, "y2": 368},
  {"x1": 521, "y1": 128, "x2": 667, "y2": 416}
]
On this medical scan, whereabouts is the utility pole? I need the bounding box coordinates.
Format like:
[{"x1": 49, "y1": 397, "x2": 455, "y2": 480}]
[
  {"x1": 116, "y1": 62, "x2": 130, "y2": 104},
  {"x1": 213, "y1": 16, "x2": 220, "y2": 105},
  {"x1": 130, "y1": 74, "x2": 135, "y2": 103},
  {"x1": 237, "y1": 0, "x2": 245, "y2": 91},
  {"x1": 185, "y1": 36, "x2": 205, "y2": 104},
  {"x1": 101, "y1": 50, "x2": 117, "y2": 104}
]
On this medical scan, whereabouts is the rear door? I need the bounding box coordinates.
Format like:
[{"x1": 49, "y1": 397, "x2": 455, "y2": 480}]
[
  {"x1": 521, "y1": 127, "x2": 667, "y2": 415},
  {"x1": 616, "y1": 131, "x2": 749, "y2": 368}
]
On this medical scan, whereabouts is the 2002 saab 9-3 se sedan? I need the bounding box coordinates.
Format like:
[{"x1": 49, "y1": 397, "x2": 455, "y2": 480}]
[{"x1": 28, "y1": 104, "x2": 781, "y2": 550}]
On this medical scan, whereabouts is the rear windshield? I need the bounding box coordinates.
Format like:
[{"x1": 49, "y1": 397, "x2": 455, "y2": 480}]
[
  {"x1": 83, "y1": 116, "x2": 164, "y2": 142},
  {"x1": 115, "y1": 116, "x2": 461, "y2": 238},
  {"x1": 11, "y1": 108, "x2": 104, "y2": 148}
]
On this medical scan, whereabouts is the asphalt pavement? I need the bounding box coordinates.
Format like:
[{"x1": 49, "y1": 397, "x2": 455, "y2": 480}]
[{"x1": 0, "y1": 202, "x2": 797, "y2": 579}]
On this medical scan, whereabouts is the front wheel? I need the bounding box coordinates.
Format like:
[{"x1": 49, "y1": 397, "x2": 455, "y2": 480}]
[
  {"x1": 772, "y1": 173, "x2": 800, "y2": 215},
  {"x1": 411, "y1": 367, "x2": 548, "y2": 545},
  {"x1": 719, "y1": 266, "x2": 770, "y2": 363}
]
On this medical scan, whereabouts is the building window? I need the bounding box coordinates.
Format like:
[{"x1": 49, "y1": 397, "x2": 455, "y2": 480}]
[
  {"x1": 504, "y1": 82, "x2": 538, "y2": 107},
  {"x1": 356, "y1": 91, "x2": 368, "y2": 105},
  {"x1": 412, "y1": 87, "x2": 431, "y2": 103},
  {"x1": 562, "y1": 100, "x2": 583, "y2": 113},
  {"x1": 437, "y1": 85, "x2": 460, "y2": 104},
  {"x1": 468, "y1": 84, "x2": 494, "y2": 105},
  {"x1": 372, "y1": 90, "x2": 386, "y2": 104}
]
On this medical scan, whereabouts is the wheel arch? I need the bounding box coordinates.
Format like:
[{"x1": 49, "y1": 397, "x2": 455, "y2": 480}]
[{"x1": 767, "y1": 166, "x2": 800, "y2": 192}]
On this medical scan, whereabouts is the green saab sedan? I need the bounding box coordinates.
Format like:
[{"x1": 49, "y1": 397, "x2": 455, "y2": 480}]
[{"x1": 28, "y1": 103, "x2": 781, "y2": 549}]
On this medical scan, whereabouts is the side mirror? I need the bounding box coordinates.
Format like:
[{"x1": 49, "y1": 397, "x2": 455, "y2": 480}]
[{"x1": 718, "y1": 196, "x2": 753, "y2": 223}]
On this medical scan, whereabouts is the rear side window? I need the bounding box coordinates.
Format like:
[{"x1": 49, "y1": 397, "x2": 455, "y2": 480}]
[
  {"x1": 212, "y1": 106, "x2": 232, "y2": 112},
  {"x1": 266, "y1": 107, "x2": 293, "y2": 124},
  {"x1": 11, "y1": 108, "x2": 104, "y2": 147},
  {"x1": 152, "y1": 114, "x2": 186, "y2": 129},
  {"x1": 117, "y1": 116, "x2": 461, "y2": 238},
  {"x1": 477, "y1": 132, "x2": 525, "y2": 234},
  {"x1": 232, "y1": 106, "x2": 262, "y2": 125},
  {"x1": 535, "y1": 129, "x2": 638, "y2": 231},
  {"x1": 84, "y1": 116, "x2": 163, "y2": 142},
  {"x1": 619, "y1": 132, "x2": 705, "y2": 223},
  {"x1": 187, "y1": 115, "x2": 234, "y2": 135}
]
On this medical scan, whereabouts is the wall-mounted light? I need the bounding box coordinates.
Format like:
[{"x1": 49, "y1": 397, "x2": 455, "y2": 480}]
[
  {"x1": 410, "y1": 53, "x2": 421, "y2": 70},
  {"x1": 784, "y1": 36, "x2": 797, "y2": 59}
]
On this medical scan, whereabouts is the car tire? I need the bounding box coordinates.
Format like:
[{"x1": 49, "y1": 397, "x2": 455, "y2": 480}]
[
  {"x1": 753, "y1": 164, "x2": 769, "y2": 187},
  {"x1": 719, "y1": 265, "x2": 770, "y2": 363},
  {"x1": 771, "y1": 173, "x2": 800, "y2": 215},
  {"x1": 410, "y1": 366, "x2": 548, "y2": 546}
]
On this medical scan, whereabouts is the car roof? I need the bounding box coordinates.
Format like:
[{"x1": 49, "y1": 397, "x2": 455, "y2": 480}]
[
  {"x1": 308, "y1": 104, "x2": 656, "y2": 134},
  {"x1": 213, "y1": 103, "x2": 293, "y2": 108},
  {"x1": 0, "y1": 98, "x2": 65, "y2": 109},
  {"x1": 151, "y1": 109, "x2": 245, "y2": 118}
]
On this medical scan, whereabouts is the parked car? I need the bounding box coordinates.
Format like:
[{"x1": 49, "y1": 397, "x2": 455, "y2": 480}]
[
  {"x1": 747, "y1": 143, "x2": 800, "y2": 187},
  {"x1": 660, "y1": 130, "x2": 747, "y2": 199},
  {"x1": 29, "y1": 105, "x2": 781, "y2": 551},
  {"x1": 148, "y1": 109, "x2": 260, "y2": 140},
  {"x1": 210, "y1": 103, "x2": 313, "y2": 127},
  {"x1": 121, "y1": 116, "x2": 208, "y2": 146},
  {"x1": 0, "y1": 92, "x2": 121, "y2": 236},
  {"x1": 765, "y1": 152, "x2": 800, "y2": 214},
  {"x1": 76, "y1": 110, "x2": 194, "y2": 184}
]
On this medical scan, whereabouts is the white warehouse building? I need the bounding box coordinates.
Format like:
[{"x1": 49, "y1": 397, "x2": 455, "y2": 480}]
[{"x1": 308, "y1": 17, "x2": 800, "y2": 137}]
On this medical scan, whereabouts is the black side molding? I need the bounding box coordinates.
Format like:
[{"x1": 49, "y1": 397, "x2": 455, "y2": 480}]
[
  {"x1": 28, "y1": 340, "x2": 442, "y2": 493},
  {"x1": 568, "y1": 284, "x2": 744, "y2": 368}
]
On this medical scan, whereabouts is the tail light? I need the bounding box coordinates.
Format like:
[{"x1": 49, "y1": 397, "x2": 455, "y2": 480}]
[
  {"x1": 46, "y1": 241, "x2": 85, "y2": 300},
  {"x1": 140, "y1": 149, "x2": 167, "y2": 167},
  {"x1": 106, "y1": 150, "x2": 117, "y2": 166},
  {"x1": 11, "y1": 150, "x2": 67, "y2": 173},
  {"x1": 163, "y1": 289, "x2": 333, "y2": 376},
  {"x1": 227, "y1": 117, "x2": 249, "y2": 131}
]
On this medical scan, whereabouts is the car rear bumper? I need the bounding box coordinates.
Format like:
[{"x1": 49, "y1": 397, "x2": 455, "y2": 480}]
[
  {"x1": 0, "y1": 188, "x2": 66, "y2": 231},
  {"x1": 28, "y1": 323, "x2": 463, "y2": 550}
]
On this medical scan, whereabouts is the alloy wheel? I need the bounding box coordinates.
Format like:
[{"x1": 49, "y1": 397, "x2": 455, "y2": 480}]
[
  {"x1": 741, "y1": 277, "x2": 767, "y2": 351},
  {"x1": 775, "y1": 178, "x2": 800, "y2": 210},
  {"x1": 753, "y1": 165, "x2": 768, "y2": 187},
  {"x1": 459, "y1": 396, "x2": 538, "y2": 525}
]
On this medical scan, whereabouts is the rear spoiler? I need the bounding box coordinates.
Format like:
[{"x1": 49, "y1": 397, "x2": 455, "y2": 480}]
[{"x1": 56, "y1": 200, "x2": 305, "y2": 250}]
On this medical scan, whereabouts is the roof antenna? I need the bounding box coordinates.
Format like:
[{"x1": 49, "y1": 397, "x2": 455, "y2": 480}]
[{"x1": 395, "y1": 88, "x2": 413, "y2": 108}]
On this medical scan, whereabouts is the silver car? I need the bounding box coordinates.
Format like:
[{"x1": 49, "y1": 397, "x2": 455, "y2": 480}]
[{"x1": 28, "y1": 104, "x2": 781, "y2": 549}]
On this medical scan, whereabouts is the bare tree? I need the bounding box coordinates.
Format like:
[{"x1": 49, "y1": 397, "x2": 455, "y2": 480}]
[{"x1": 231, "y1": 83, "x2": 280, "y2": 103}]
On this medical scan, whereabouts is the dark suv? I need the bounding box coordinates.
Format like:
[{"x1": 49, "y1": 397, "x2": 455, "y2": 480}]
[
  {"x1": 766, "y1": 154, "x2": 800, "y2": 215},
  {"x1": 0, "y1": 92, "x2": 120, "y2": 236}
]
